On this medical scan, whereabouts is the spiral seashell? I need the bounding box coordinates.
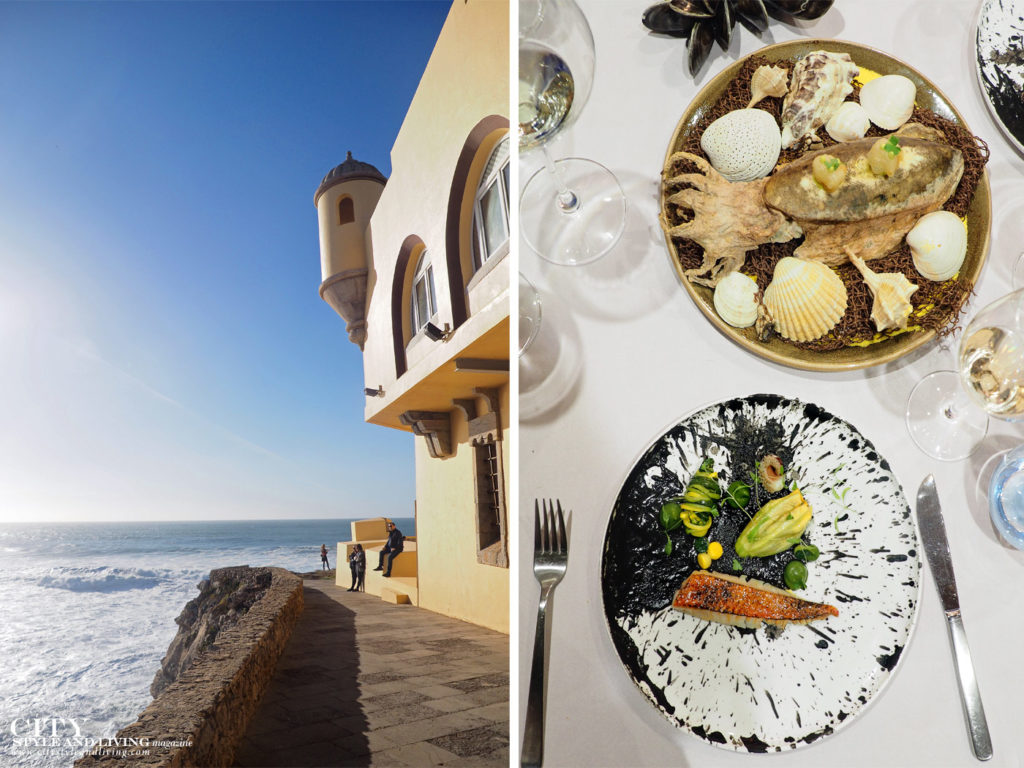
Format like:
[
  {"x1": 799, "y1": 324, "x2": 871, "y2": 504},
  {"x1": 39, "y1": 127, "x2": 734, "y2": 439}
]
[
  {"x1": 906, "y1": 210, "x2": 967, "y2": 281},
  {"x1": 859, "y1": 75, "x2": 916, "y2": 131},
  {"x1": 713, "y1": 272, "x2": 760, "y2": 328},
  {"x1": 762, "y1": 257, "x2": 847, "y2": 342},
  {"x1": 700, "y1": 108, "x2": 782, "y2": 182},
  {"x1": 825, "y1": 101, "x2": 870, "y2": 142},
  {"x1": 747, "y1": 64, "x2": 789, "y2": 108},
  {"x1": 846, "y1": 250, "x2": 918, "y2": 332}
]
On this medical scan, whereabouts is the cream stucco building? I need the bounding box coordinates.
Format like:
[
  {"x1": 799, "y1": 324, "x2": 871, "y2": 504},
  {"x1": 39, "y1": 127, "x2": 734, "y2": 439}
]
[{"x1": 314, "y1": 0, "x2": 510, "y2": 634}]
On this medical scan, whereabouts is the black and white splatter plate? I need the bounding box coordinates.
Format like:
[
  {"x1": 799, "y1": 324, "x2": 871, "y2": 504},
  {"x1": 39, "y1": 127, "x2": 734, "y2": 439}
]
[
  {"x1": 976, "y1": 0, "x2": 1024, "y2": 155},
  {"x1": 601, "y1": 394, "x2": 920, "y2": 752}
]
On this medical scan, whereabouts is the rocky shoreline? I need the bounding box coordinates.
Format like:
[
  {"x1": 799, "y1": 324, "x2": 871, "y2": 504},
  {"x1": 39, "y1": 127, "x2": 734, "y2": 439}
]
[{"x1": 76, "y1": 566, "x2": 304, "y2": 767}]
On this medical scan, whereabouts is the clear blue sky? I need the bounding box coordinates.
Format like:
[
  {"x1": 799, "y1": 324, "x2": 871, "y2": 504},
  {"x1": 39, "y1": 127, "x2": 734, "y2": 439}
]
[{"x1": 0, "y1": 0, "x2": 451, "y2": 521}]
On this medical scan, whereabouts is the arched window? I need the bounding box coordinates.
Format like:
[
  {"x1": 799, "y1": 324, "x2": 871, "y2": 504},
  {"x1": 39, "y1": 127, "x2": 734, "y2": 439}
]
[
  {"x1": 410, "y1": 249, "x2": 437, "y2": 334},
  {"x1": 471, "y1": 135, "x2": 510, "y2": 271},
  {"x1": 338, "y1": 196, "x2": 355, "y2": 225}
]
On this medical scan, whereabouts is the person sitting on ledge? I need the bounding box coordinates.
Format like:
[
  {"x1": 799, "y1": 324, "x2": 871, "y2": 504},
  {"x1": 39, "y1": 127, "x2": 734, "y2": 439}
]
[{"x1": 373, "y1": 521, "x2": 404, "y2": 577}]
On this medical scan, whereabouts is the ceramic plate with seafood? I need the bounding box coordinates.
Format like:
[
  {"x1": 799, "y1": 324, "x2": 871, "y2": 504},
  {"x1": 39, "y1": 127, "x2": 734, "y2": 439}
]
[
  {"x1": 660, "y1": 40, "x2": 991, "y2": 371},
  {"x1": 601, "y1": 394, "x2": 920, "y2": 752}
]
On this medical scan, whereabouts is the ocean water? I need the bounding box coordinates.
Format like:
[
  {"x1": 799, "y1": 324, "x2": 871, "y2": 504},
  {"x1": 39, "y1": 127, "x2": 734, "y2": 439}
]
[{"x1": 0, "y1": 517, "x2": 414, "y2": 768}]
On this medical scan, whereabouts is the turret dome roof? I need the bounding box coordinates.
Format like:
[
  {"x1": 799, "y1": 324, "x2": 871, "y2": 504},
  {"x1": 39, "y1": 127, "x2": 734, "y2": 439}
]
[{"x1": 314, "y1": 151, "x2": 387, "y2": 205}]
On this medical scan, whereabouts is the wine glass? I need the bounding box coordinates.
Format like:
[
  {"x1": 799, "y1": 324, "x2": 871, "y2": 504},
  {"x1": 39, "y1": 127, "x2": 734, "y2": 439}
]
[
  {"x1": 519, "y1": 272, "x2": 543, "y2": 356},
  {"x1": 1013, "y1": 251, "x2": 1024, "y2": 289},
  {"x1": 906, "y1": 288, "x2": 1024, "y2": 460},
  {"x1": 519, "y1": 0, "x2": 627, "y2": 266}
]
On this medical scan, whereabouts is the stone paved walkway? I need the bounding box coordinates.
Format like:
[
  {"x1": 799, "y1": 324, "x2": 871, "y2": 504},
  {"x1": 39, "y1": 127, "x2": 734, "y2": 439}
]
[{"x1": 234, "y1": 580, "x2": 508, "y2": 767}]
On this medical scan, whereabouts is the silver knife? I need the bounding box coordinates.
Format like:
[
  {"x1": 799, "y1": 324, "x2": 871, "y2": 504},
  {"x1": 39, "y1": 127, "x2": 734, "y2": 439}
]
[{"x1": 916, "y1": 475, "x2": 993, "y2": 761}]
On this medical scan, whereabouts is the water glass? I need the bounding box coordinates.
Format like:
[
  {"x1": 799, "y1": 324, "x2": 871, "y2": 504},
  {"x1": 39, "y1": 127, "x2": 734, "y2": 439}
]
[{"x1": 989, "y1": 443, "x2": 1024, "y2": 549}]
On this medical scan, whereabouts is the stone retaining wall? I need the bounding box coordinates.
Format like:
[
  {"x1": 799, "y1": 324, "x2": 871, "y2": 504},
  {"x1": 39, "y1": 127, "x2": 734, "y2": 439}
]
[{"x1": 75, "y1": 567, "x2": 303, "y2": 768}]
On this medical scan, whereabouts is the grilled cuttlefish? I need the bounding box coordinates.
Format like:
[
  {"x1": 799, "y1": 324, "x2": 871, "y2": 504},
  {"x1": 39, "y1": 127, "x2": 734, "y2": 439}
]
[{"x1": 672, "y1": 571, "x2": 838, "y2": 629}]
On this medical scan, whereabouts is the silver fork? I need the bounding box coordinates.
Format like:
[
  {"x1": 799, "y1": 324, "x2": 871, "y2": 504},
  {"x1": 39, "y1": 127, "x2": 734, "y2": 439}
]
[{"x1": 522, "y1": 499, "x2": 568, "y2": 768}]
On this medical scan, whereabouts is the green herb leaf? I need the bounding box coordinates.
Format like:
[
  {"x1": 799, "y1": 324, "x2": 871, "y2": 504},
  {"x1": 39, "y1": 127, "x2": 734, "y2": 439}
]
[
  {"x1": 664, "y1": 535, "x2": 673, "y2": 556},
  {"x1": 823, "y1": 157, "x2": 840, "y2": 171},
  {"x1": 884, "y1": 135, "x2": 901, "y2": 156},
  {"x1": 794, "y1": 543, "x2": 820, "y2": 562},
  {"x1": 725, "y1": 480, "x2": 751, "y2": 509},
  {"x1": 694, "y1": 537, "x2": 709, "y2": 553},
  {"x1": 732, "y1": 558, "x2": 743, "y2": 571}
]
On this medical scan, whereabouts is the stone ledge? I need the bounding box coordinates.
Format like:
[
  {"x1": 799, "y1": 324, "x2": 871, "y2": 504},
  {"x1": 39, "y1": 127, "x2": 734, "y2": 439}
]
[{"x1": 75, "y1": 567, "x2": 303, "y2": 768}]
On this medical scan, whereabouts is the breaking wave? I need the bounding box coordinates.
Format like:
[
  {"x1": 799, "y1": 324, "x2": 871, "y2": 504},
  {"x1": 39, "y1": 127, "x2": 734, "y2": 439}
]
[{"x1": 37, "y1": 566, "x2": 173, "y2": 592}]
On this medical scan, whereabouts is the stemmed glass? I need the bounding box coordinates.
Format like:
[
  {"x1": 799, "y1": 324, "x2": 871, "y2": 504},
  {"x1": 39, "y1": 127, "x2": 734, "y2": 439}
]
[
  {"x1": 906, "y1": 288, "x2": 1024, "y2": 460},
  {"x1": 519, "y1": 0, "x2": 627, "y2": 266}
]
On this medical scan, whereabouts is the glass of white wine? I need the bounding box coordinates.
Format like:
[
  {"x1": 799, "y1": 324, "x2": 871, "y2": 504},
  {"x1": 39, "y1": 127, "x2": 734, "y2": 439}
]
[
  {"x1": 906, "y1": 288, "x2": 1024, "y2": 461},
  {"x1": 519, "y1": 0, "x2": 627, "y2": 266}
]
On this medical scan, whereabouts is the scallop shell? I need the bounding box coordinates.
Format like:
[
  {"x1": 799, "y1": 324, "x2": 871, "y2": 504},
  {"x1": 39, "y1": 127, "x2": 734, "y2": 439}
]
[
  {"x1": 747, "y1": 65, "x2": 789, "y2": 109},
  {"x1": 700, "y1": 108, "x2": 782, "y2": 182},
  {"x1": 906, "y1": 210, "x2": 967, "y2": 281},
  {"x1": 859, "y1": 75, "x2": 916, "y2": 131},
  {"x1": 762, "y1": 257, "x2": 847, "y2": 342},
  {"x1": 713, "y1": 272, "x2": 760, "y2": 328},
  {"x1": 825, "y1": 101, "x2": 870, "y2": 142},
  {"x1": 848, "y1": 252, "x2": 919, "y2": 332}
]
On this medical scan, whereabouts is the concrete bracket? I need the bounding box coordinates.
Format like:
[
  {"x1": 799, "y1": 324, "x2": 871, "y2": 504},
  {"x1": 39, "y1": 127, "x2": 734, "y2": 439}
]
[
  {"x1": 399, "y1": 410, "x2": 453, "y2": 458},
  {"x1": 451, "y1": 398, "x2": 477, "y2": 421}
]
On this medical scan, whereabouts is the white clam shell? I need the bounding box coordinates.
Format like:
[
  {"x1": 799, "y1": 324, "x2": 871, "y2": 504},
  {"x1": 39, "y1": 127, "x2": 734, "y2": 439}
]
[
  {"x1": 713, "y1": 272, "x2": 760, "y2": 328},
  {"x1": 825, "y1": 101, "x2": 870, "y2": 142},
  {"x1": 859, "y1": 75, "x2": 916, "y2": 131},
  {"x1": 762, "y1": 257, "x2": 847, "y2": 342},
  {"x1": 700, "y1": 109, "x2": 782, "y2": 182},
  {"x1": 906, "y1": 210, "x2": 967, "y2": 281}
]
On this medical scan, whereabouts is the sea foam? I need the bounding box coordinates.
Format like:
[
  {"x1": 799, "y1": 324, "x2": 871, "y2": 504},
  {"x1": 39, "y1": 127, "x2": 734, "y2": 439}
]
[{"x1": 37, "y1": 566, "x2": 173, "y2": 593}]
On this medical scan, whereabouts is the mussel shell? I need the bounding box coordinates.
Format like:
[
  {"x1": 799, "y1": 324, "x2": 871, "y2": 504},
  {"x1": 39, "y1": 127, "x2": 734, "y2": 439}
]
[
  {"x1": 790, "y1": 0, "x2": 834, "y2": 19},
  {"x1": 669, "y1": 0, "x2": 715, "y2": 18},
  {"x1": 643, "y1": 2, "x2": 697, "y2": 36},
  {"x1": 765, "y1": 0, "x2": 834, "y2": 20},
  {"x1": 713, "y1": 1, "x2": 732, "y2": 51},
  {"x1": 730, "y1": 0, "x2": 768, "y2": 35},
  {"x1": 687, "y1": 19, "x2": 714, "y2": 76},
  {"x1": 762, "y1": 0, "x2": 796, "y2": 23}
]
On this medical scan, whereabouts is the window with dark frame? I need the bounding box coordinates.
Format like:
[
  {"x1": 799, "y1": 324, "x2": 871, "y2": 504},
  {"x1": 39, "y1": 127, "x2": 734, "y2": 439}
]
[{"x1": 473, "y1": 437, "x2": 507, "y2": 567}]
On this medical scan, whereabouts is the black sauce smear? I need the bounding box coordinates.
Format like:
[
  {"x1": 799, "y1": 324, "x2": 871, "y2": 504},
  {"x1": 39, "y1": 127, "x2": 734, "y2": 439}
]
[
  {"x1": 877, "y1": 644, "x2": 904, "y2": 672},
  {"x1": 602, "y1": 396, "x2": 812, "y2": 625}
]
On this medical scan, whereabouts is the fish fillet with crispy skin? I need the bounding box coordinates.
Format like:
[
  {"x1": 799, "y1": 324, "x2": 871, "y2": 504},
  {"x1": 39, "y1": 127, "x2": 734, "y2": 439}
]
[{"x1": 672, "y1": 571, "x2": 839, "y2": 629}]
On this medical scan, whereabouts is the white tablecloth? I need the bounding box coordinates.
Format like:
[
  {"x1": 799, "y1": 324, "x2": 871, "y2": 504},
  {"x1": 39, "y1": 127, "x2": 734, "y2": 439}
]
[{"x1": 518, "y1": 1, "x2": 1024, "y2": 765}]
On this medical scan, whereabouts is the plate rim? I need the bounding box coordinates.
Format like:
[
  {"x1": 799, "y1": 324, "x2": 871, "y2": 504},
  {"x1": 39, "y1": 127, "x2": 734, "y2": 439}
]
[
  {"x1": 660, "y1": 38, "x2": 992, "y2": 373},
  {"x1": 974, "y1": 0, "x2": 1024, "y2": 157},
  {"x1": 599, "y1": 392, "x2": 923, "y2": 752}
]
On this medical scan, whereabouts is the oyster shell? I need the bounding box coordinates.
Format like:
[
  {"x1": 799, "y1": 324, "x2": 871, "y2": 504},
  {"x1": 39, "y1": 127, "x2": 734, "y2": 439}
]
[
  {"x1": 700, "y1": 108, "x2": 781, "y2": 182},
  {"x1": 825, "y1": 101, "x2": 870, "y2": 142},
  {"x1": 859, "y1": 74, "x2": 916, "y2": 131},
  {"x1": 713, "y1": 272, "x2": 760, "y2": 328},
  {"x1": 847, "y1": 250, "x2": 919, "y2": 331},
  {"x1": 747, "y1": 64, "x2": 789, "y2": 108},
  {"x1": 762, "y1": 257, "x2": 847, "y2": 341},
  {"x1": 906, "y1": 210, "x2": 968, "y2": 281},
  {"x1": 780, "y1": 50, "x2": 858, "y2": 149}
]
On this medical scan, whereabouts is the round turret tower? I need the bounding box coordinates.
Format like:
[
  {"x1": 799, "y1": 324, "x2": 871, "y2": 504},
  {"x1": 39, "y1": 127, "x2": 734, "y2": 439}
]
[{"x1": 315, "y1": 151, "x2": 387, "y2": 349}]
